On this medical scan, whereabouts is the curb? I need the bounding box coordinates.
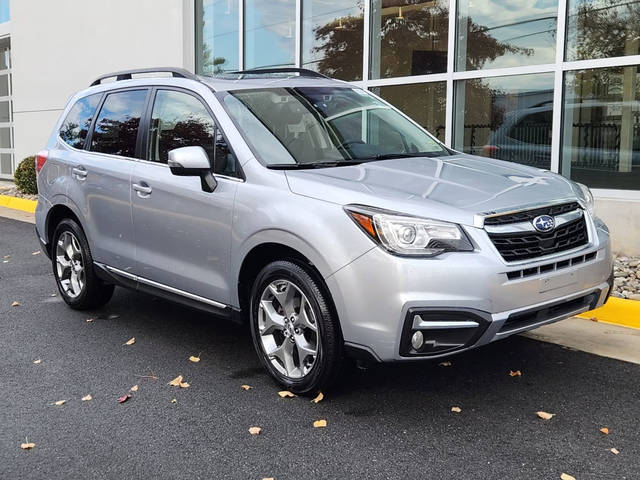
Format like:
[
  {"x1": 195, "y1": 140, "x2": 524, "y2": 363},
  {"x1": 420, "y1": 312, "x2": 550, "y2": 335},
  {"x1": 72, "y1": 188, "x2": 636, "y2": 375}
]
[
  {"x1": 578, "y1": 297, "x2": 640, "y2": 330},
  {"x1": 0, "y1": 194, "x2": 37, "y2": 213}
]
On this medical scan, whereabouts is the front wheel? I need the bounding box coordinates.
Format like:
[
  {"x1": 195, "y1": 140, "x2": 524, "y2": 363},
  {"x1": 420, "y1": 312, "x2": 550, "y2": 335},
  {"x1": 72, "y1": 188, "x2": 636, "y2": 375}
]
[{"x1": 249, "y1": 260, "x2": 342, "y2": 395}]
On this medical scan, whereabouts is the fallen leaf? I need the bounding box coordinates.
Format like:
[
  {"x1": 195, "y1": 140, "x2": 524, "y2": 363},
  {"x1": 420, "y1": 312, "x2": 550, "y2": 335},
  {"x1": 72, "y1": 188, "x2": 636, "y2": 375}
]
[
  {"x1": 50, "y1": 293, "x2": 56, "y2": 297},
  {"x1": 124, "y1": 337, "x2": 135, "y2": 346},
  {"x1": 610, "y1": 448, "x2": 619, "y2": 455},
  {"x1": 130, "y1": 385, "x2": 139, "y2": 392},
  {"x1": 32, "y1": 251, "x2": 41, "y2": 255},
  {"x1": 33, "y1": 359, "x2": 42, "y2": 364},
  {"x1": 11, "y1": 301, "x2": 20, "y2": 307},
  {"x1": 451, "y1": 406, "x2": 462, "y2": 413},
  {"x1": 313, "y1": 419, "x2": 327, "y2": 428},
  {"x1": 312, "y1": 392, "x2": 324, "y2": 404},
  {"x1": 2, "y1": 255, "x2": 8, "y2": 259},
  {"x1": 117, "y1": 394, "x2": 131, "y2": 403},
  {"x1": 262, "y1": 478, "x2": 274, "y2": 480},
  {"x1": 20, "y1": 442, "x2": 35, "y2": 450},
  {"x1": 438, "y1": 361, "x2": 452, "y2": 367},
  {"x1": 86, "y1": 318, "x2": 94, "y2": 323},
  {"x1": 536, "y1": 411, "x2": 555, "y2": 420},
  {"x1": 189, "y1": 355, "x2": 200, "y2": 363},
  {"x1": 561, "y1": 474, "x2": 576, "y2": 480},
  {"x1": 108, "y1": 314, "x2": 120, "y2": 320},
  {"x1": 179, "y1": 382, "x2": 190, "y2": 388},
  {"x1": 241, "y1": 385, "x2": 252, "y2": 391},
  {"x1": 509, "y1": 370, "x2": 522, "y2": 377},
  {"x1": 169, "y1": 375, "x2": 184, "y2": 387},
  {"x1": 171, "y1": 398, "x2": 177, "y2": 403},
  {"x1": 589, "y1": 317, "x2": 599, "y2": 322},
  {"x1": 600, "y1": 427, "x2": 610, "y2": 435},
  {"x1": 249, "y1": 426, "x2": 262, "y2": 435},
  {"x1": 81, "y1": 394, "x2": 92, "y2": 402},
  {"x1": 278, "y1": 391, "x2": 295, "y2": 398},
  {"x1": 2, "y1": 260, "x2": 8, "y2": 263},
  {"x1": 54, "y1": 400, "x2": 66, "y2": 406}
]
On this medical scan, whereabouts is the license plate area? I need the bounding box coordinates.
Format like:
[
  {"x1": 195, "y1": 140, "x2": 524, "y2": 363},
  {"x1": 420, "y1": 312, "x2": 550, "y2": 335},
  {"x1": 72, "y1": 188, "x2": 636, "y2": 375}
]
[{"x1": 539, "y1": 271, "x2": 577, "y2": 293}]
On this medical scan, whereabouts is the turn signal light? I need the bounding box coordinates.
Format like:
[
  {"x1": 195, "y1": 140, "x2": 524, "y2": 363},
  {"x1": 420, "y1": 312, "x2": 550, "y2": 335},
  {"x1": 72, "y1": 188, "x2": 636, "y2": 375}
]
[
  {"x1": 35, "y1": 150, "x2": 48, "y2": 173},
  {"x1": 349, "y1": 211, "x2": 377, "y2": 239}
]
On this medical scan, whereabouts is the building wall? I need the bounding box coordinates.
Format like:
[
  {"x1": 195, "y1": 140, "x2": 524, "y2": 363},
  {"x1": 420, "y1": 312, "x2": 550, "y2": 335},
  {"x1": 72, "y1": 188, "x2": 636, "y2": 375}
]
[{"x1": 10, "y1": 0, "x2": 193, "y2": 163}]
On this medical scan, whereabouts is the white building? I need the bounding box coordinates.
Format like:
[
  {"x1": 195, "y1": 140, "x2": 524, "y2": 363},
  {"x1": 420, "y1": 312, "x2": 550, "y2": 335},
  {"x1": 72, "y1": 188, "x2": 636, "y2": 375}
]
[{"x1": 0, "y1": 0, "x2": 638, "y2": 254}]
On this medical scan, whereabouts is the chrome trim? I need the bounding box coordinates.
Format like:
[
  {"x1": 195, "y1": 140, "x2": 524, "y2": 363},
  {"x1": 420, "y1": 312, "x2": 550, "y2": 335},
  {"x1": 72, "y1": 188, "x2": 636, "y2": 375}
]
[
  {"x1": 485, "y1": 209, "x2": 583, "y2": 234},
  {"x1": 101, "y1": 264, "x2": 228, "y2": 309},
  {"x1": 475, "y1": 198, "x2": 584, "y2": 228},
  {"x1": 412, "y1": 315, "x2": 479, "y2": 330}
]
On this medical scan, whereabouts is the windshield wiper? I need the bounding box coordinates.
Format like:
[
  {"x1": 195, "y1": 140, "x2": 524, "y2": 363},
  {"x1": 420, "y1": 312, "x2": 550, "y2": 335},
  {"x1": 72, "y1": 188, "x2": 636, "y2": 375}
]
[
  {"x1": 267, "y1": 160, "x2": 364, "y2": 169},
  {"x1": 359, "y1": 151, "x2": 450, "y2": 161}
]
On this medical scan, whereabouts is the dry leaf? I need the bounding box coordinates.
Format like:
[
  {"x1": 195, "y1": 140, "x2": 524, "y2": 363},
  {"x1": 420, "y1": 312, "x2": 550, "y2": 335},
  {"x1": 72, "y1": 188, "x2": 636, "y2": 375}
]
[
  {"x1": 189, "y1": 355, "x2": 200, "y2": 363},
  {"x1": 249, "y1": 426, "x2": 262, "y2": 435},
  {"x1": 171, "y1": 398, "x2": 177, "y2": 403},
  {"x1": 312, "y1": 392, "x2": 324, "y2": 404},
  {"x1": 278, "y1": 391, "x2": 295, "y2": 398},
  {"x1": 2, "y1": 259, "x2": 8, "y2": 263},
  {"x1": 560, "y1": 474, "x2": 576, "y2": 480},
  {"x1": 600, "y1": 427, "x2": 610, "y2": 435},
  {"x1": 509, "y1": 370, "x2": 522, "y2": 377},
  {"x1": 117, "y1": 394, "x2": 131, "y2": 403},
  {"x1": 438, "y1": 361, "x2": 452, "y2": 367},
  {"x1": 81, "y1": 394, "x2": 92, "y2": 402},
  {"x1": 241, "y1": 385, "x2": 252, "y2": 391},
  {"x1": 11, "y1": 301, "x2": 20, "y2": 307},
  {"x1": 20, "y1": 442, "x2": 35, "y2": 450},
  {"x1": 130, "y1": 385, "x2": 139, "y2": 392},
  {"x1": 32, "y1": 251, "x2": 41, "y2": 255},
  {"x1": 54, "y1": 400, "x2": 66, "y2": 406},
  {"x1": 536, "y1": 411, "x2": 555, "y2": 420},
  {"x1": 313, "y1": 419, "x2": 327, "y2": 428},
  {"x1": 262, "y1": 478, "x2": 275, "y2": 480},
  {"x1": 169, "y1": 375, "x2": 183, "y2": 386},
  {"x1": 86, "y1": 318, "x2": 94, "y2": 323},
  {"x1": 50, "y1": 293, "x2": 56, "y2": 297},
  {"x1": 33, "y1": 359, "x2": 42, "y2": 364},
  {"x1": 124, "y1": 337, "x2": 135, "y2": 345},
  {"x1": 179, "y1": 382, "x2": 190, "y2": 388},
  {"x1": 610, "y1": 448, "x2": 619, "y2": 455},
  {"x1": 108, "y1": 314, "x2": 120, "y2": 320},
  {"x1": 589, "y1": 317, "x2": 599, "y2": 322},
  {"x1": 451, "y1": 406, "x2": 462, "y2": 413}
]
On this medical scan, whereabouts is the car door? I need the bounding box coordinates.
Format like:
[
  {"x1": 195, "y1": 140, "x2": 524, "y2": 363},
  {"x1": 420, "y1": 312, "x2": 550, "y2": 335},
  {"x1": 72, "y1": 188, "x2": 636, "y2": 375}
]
[
  {"x1": 73, "y1": 88, "x2": 149, "y2": 272},
  {"x1": 131, "y1": 87, "x2": 239, "y2": 305}
]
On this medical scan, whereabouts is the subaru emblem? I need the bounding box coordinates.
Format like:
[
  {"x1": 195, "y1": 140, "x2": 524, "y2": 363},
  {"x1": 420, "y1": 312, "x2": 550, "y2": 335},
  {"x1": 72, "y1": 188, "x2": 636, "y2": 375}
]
[{"x1": 532, "y1": 215, "x2": 555, "y2": 233}]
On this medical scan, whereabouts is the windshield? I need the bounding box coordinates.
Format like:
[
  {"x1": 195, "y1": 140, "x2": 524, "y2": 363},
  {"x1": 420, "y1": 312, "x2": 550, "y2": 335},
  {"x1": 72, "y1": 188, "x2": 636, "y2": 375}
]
[{"x1": 219, "y1": 86, "x2": 449, "y2": 167}]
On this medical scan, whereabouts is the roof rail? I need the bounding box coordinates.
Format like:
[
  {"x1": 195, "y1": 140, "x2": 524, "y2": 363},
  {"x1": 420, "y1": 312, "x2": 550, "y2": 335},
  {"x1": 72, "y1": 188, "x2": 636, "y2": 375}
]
[
  {"x1": 227, "y1": 68, "x2": 328, "y2": 79},
  {"x1": 90, "y1": 67, "x2": 199, "y2": 87}
]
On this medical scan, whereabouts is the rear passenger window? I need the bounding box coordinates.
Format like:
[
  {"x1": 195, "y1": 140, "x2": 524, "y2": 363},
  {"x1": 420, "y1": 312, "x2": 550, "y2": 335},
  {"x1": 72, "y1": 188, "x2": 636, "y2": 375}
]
[
  {"x1": 59, "y1": 93, "x2": 102, "y2": 149},
  {"x1": 90, "y1": 89, "x2": 148, "y2": 157}
]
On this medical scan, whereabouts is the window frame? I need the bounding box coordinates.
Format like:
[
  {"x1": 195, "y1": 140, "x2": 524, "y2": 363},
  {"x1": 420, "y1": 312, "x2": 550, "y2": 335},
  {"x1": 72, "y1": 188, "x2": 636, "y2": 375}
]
[
  {"x1": 139, "y1": 86, "x2": 244, "y2": 180},
  {"x1": 58, "y1": 92, "x2": 105, "y2": 151}
]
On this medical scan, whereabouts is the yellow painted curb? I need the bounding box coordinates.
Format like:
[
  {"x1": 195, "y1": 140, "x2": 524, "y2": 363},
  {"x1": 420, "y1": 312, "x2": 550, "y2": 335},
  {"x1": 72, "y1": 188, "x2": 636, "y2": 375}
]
[
  {"x1": 578, "y1": 297, "x2": 640, "y2": 330},
  {"x1": 0, "y1": 194, "x2": 37, "y2": 213}
]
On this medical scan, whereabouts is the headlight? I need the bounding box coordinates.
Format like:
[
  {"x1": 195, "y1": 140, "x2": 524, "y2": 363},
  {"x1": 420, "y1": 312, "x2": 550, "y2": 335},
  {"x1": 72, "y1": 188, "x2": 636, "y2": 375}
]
[
  {"x1": 345, "y1": 206, "x2": 473, "y2": 257},
  {"x1": 575, "y1": 182, "x2": 594, "y2": 217}
]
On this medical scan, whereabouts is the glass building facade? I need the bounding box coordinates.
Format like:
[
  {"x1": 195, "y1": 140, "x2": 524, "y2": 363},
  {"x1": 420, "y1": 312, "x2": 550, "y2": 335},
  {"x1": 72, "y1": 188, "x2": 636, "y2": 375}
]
[{"x1": 195, "y1": 0, "x2": 640, "y2": 192}]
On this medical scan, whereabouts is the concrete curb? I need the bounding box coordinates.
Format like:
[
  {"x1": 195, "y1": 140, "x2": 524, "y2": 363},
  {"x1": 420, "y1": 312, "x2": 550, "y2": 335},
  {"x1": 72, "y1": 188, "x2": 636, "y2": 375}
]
[
  {"x1": 578, "y1": 297, "x2": 640, "y2": 330},
  {"x1": 0, "y1": 194, "x2": 37, "y2": 213}
]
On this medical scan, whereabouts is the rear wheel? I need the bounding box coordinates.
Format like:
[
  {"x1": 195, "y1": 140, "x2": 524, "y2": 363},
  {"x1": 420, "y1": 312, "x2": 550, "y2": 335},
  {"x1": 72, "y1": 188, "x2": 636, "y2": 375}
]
[
  {"x1": 249, "y1": 260, "x2": 342, "y2": 395},
  {"x1": 52, "y1": 219, "x2": 114, "y2": 310}
]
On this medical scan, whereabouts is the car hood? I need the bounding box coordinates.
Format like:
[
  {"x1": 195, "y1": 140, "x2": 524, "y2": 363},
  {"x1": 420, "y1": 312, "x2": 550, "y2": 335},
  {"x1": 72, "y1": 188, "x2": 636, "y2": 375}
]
[{"x1": 284, "y1": 154, "x2": 579, "y2": 226}]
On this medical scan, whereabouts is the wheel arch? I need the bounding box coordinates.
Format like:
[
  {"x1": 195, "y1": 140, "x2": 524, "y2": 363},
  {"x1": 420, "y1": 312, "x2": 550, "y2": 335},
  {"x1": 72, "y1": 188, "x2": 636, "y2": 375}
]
[{"x1": 45, "y1": 200, "x2": 86, "y2": 252}]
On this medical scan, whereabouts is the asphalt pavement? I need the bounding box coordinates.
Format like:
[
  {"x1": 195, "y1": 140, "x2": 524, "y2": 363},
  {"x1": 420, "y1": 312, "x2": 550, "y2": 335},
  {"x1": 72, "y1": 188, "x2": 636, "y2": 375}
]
[{"x1": 1, "y1": 216, "x2": 639, "y2": 480}]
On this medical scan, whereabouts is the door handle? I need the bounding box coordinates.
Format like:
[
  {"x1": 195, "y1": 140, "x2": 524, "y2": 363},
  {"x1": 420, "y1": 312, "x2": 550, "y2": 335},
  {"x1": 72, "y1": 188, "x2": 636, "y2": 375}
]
[
  {"x1": 72, "y1": 166, "x2": 87, "y2": 180},
  {"x1": 132, "y1": 182, "x2": 152, "y2": 197}
]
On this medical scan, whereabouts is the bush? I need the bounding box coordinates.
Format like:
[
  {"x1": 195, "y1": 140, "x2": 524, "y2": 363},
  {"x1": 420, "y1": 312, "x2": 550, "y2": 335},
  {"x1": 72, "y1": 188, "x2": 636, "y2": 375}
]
[{"x1": 14, "y1": 156, "x2": 37, "y2": 195}]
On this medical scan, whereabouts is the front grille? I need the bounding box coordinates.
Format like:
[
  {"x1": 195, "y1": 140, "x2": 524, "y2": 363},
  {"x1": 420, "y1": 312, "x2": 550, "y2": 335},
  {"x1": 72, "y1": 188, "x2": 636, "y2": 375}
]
[
  {"x1": 488, "y1": 213, "x2": 588, "y2": 262},
  {"x1": 484, "y1": 202, "x2": 580, "y2": 226},
  {"x1": 505, "y1": 251, "x2": 597, "y2": 280}
]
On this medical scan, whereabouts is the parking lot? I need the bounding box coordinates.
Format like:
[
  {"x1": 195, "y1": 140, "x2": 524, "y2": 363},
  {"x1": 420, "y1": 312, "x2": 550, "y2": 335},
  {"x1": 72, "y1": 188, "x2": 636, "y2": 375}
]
[{"x1": 2, "y1": 215, "x2": 639, "y2": 480}]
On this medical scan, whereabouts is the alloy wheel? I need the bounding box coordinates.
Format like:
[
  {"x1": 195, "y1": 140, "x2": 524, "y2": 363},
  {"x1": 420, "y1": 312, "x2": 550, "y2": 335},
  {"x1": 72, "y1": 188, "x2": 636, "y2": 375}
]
[{"x1": 55, "y1": 231, "x2": 85, "y2": 298}]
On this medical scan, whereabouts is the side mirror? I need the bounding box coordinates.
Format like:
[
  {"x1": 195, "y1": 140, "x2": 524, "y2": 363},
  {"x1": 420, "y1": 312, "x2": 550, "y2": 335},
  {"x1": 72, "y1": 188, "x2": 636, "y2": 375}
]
[{"x1": 168, "y1": 146, "x2": 217, "y2": 192}]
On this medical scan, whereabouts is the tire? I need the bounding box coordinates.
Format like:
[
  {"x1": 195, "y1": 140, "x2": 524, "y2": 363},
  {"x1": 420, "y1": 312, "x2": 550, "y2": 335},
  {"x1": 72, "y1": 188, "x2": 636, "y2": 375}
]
[
  {"x1": 249, "y1": 260, "x2": 342, "y2": 395},
  {"x1": 51, "y1": 218, "x2": 115, "y2": 310}
]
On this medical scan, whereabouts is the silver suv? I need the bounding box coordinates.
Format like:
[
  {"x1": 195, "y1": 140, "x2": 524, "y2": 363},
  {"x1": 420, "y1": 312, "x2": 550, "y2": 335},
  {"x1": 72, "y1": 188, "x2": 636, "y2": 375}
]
[{"x1": 35, "y1": 67, "x2": 613, "y2": 394}]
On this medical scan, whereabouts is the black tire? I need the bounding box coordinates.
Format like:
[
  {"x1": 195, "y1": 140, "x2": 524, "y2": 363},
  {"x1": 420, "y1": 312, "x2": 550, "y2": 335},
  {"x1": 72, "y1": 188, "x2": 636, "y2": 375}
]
[
  {"x1": 249, "y1": 260, "x2": 342, "y2": 395},
  {"x1": 51, "y1": 218, "x2": 115, "y2": 310}
]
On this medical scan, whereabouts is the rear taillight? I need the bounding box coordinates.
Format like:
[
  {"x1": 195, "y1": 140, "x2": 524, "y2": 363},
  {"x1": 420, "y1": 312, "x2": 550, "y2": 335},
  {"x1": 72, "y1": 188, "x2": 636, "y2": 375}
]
[{"x1": 35, "y1": 150, "x2": 48, "y2": 173}]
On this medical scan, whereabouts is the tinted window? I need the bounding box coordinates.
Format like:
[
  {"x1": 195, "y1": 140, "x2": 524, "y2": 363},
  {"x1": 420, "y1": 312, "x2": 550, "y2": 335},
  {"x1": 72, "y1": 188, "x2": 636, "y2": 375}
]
[
  {"x1": 60, "y1": 93, "x2": 102, "y2": 149},
  {"x1": 91, "y1": 90, "x2": 148, "y2": 157}
]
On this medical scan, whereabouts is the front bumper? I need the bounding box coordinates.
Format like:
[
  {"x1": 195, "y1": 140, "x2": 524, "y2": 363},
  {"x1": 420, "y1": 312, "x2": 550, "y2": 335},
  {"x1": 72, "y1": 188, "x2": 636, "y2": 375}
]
[{"x1": 326, "y1": 217, "x2": 613, "y2": 362}]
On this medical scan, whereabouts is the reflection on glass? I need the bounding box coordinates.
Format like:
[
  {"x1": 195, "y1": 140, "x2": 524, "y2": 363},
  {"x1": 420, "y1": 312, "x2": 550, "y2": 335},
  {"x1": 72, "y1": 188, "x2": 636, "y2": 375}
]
[
  {"x1": 60, "y1": 94, "x2": 102, "y2": 149},
  {"x1": 562, "y1": 66, "x2": 640, "y2": 190},
  {"x1": 0, "y1": 101, "x2": 9, "y2": 122},
  {"x1": 195, "y1": 0, "x2": 239, "y2": 74},
  {"x1": 370, "y1": 0, "x2": 448, "y2": 79},
  {"x1": 0, "y1": 126, "x2": 10, "y2": 148},
  {"x1": 0, "y1": 75, "x2": 8, "y2": 97},
  {"x1": 566, "y1": 0, "x2": 640, "y2": 61},
  {"x1": 371, "y1": 82, "x2": 446, "y2": 141},
  {"x1": 456, "y1": 0, "x2": 557, "y2": 71},
  {"x1": 302, "y1": 0, "x2": 363, "y2": 81},
  {"x1": 453, "y1": 73, "x2": 554, "y2": 169},
  {"x1": 245, "y1": 0, "x2": 296, "y2": 69},
  {"x1": 0, "y1": 153, "x2": 11, "y2": 175},
  {"x1": 91, "y1": 90, "x2": 148, "y2": 158},
  {"x1": 0, "y1": 0, "x2": 8, "y2": 24}
]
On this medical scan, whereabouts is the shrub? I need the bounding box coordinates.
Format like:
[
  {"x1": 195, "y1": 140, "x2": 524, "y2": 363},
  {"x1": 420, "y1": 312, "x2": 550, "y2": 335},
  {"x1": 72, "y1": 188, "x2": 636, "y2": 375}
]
[{"x1": 14, "y1": 156, "x2": 37, "y2": 195}]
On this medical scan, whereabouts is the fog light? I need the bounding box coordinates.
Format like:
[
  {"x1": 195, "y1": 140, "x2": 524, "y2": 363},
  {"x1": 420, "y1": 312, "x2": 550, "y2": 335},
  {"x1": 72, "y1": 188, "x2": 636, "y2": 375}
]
[{"x1": 411, "y1": 330, "x2": 424, "y2": 350}]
